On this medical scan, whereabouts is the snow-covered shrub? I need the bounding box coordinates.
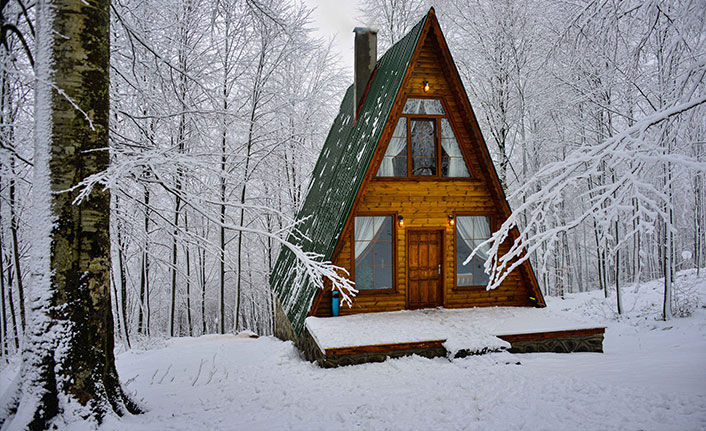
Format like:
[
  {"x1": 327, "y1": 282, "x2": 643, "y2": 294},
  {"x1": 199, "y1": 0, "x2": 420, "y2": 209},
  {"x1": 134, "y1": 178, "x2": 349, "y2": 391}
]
[{"x1": 671, "y1": 276, "x2": 700, "y2": 318}]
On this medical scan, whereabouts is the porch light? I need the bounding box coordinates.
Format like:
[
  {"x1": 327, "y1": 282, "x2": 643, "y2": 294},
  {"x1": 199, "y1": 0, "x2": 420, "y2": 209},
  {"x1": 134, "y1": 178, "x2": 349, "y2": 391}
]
[
  {"x1": 398, "y1": 216, "x2": 404, "y2": 227},
  {"x1": 448, "y1": 214, "x2": 455, "y2": 226},
  {"x1": 423, "y1": 80, "x2": 430, "y2": 92}
]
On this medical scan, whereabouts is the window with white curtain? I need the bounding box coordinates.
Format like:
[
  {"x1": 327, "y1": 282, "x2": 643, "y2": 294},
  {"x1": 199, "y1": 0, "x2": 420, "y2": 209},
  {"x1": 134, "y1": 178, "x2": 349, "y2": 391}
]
[
  {"x1": 456, "y1": 216, "x2": 491, "y2": 287},
  {"x1": 354, "y1": 216, "x2": 394, "y2": 290},
  {"x1": 440, "y1": 119, "x2": 469, "y2": 177},
  {"x1": 377, "y1": 98, "x2": 470, "y2": 178},
  {"x1": 376, "y1": 119, "x2": 407, "y2": 177}
]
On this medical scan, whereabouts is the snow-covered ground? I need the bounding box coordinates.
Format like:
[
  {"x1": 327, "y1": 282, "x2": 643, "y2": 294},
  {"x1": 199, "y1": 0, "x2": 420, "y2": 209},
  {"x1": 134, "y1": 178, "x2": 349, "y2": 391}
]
[{"x1": 3, "y1": 270, "x2": 706, "y2": 430}]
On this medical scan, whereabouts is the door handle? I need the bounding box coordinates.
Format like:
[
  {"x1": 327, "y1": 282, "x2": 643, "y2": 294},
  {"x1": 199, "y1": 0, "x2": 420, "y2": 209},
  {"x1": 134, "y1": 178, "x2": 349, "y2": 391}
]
[{"x1": 438, "y1": 264, "x2": 441, "y2": 274}]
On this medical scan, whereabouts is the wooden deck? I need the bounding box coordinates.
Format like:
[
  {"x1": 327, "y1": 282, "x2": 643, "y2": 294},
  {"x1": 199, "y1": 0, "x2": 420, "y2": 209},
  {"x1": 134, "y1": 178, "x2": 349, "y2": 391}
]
[
  {"x1": 497, "y1": 327, "x2": 605, "y2": 354},
  {"x1": 300, "y1": 308, "x2": 605, "y2": 367},
  {"x1": 303, "y1": 327, "x2": 605, "y2": 367}
]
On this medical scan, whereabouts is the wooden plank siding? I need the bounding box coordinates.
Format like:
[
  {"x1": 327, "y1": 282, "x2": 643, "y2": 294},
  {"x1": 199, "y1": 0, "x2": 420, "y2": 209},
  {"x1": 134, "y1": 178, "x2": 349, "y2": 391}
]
[
  {"x1": 497, "y1": 327, "x2": 606, "y2": 343},
  {"x1": 311, "y1": 24, "x2": 537, "y2": 317},
  {"x1": 325, "y1": 339, "x2": 447, "y2": 357}
]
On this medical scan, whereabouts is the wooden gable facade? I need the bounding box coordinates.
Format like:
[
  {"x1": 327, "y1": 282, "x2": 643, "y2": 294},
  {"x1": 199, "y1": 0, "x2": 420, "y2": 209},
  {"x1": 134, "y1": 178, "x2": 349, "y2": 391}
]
[
  {"x1": 270, "y1": 9, "x2": 544, "y2": 340},
  {"x1": 309, "y1": 9, "x2": 544, "y2": 318}
]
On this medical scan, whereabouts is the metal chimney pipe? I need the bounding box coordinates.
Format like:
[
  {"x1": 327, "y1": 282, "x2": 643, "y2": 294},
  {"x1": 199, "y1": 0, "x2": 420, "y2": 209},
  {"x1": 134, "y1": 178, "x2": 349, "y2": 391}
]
[{"x1": 353, "y1": 27, "x2": 377, "y2": 115}]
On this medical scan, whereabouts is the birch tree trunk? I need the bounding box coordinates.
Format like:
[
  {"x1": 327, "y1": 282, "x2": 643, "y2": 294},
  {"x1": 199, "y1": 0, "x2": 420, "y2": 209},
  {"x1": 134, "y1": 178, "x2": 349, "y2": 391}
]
[{"x1": 1, "y1": 0, "x2": 140, "y2": 427}]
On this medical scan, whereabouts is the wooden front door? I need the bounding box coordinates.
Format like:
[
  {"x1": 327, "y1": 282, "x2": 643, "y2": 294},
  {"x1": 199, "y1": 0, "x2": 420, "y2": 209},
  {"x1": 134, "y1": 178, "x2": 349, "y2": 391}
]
[{"x1": 407, "y1": 230, "x2": 443, "y2": 309}]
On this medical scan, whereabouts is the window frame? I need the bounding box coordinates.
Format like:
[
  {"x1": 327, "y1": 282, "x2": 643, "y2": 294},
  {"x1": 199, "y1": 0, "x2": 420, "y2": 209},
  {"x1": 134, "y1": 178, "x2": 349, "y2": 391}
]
[
  {"x1": 375, "y1": 96, "x2": 473, "y2": 180},
  {"x1": 350, "y1": 212, "x2": 399, "y2": 294},
  {"x1": 452, "y1": 212, "x2": 495, "y2": 290}
]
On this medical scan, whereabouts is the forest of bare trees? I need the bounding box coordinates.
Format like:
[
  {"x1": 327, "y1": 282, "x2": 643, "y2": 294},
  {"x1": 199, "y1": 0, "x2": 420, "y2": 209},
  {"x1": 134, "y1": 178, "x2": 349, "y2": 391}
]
[
  {"x1": 0, "y1": 0, "x2": 704, "y2": 362},
  {"x1": 1, "y1": 0, "x2": 350, "y2": 361}
]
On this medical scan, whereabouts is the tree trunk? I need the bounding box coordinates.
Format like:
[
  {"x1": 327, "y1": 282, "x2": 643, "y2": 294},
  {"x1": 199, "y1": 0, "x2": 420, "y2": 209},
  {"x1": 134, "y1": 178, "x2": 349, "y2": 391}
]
[
  {"x1": 615, "y1": 218, "x2": 622, "y2": 315},
  {"x1": 5, "y1": 254, "x2": 19, "y2": 350},
  {"x1": 613, "y1": 171, "x2": 622, "y2": 315},
  {"x1": 694, "y1": 172, "x2": 703, "y2": 276},
  {"x1": 117, "y1": 227, "x2": 131, "y2": 348},
  {"x1": 9, "y1": 161, "x2": 26, "y2": 332},
  {"x1": 1, "y1": 69, "x2": 26, "y2": 336},
  {"x1": 169, "y1": 172, "x2": 181, "y2": 336},
  {"x1": 1, "y1": 0, "x2": 140, "y2": 427},
  {"x1": 663, "y1": 160, "x2": 674, "y2": 320},
  {"x1": 138, "y1": 185, "x2": 150, "y2": 335},
  {"x1": 184, "y1": 213, "x2": 193, "y2": 336},
  {"x1": 219, "y1": 95, "x2": 227, "y2": 334},
  {"x1": 200, "y1": 244, "x2": 207, "y2": 335},
  {"x1": 0, "y1": 218, "x2": 8, "y2": 357}
]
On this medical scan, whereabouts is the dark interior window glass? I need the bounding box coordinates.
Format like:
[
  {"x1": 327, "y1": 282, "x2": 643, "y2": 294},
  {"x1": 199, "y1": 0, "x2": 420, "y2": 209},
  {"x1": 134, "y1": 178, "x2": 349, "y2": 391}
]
[{"x1": 410, "y1": 119, "x2": 436, "y2": 176}]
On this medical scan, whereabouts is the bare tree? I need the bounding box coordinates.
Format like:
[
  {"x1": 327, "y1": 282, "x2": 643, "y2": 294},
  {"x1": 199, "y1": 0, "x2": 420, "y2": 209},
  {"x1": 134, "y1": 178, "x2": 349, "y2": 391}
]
[{"x1": 1, "y1": 0, "x2": 140, "y2": 427}]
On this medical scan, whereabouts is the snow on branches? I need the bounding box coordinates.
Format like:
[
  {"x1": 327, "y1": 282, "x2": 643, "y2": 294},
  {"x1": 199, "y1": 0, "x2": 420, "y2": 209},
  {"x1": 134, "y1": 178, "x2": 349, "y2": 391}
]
[{"x1": 477, "y1": 94, "x2": 706, "y2": 291}]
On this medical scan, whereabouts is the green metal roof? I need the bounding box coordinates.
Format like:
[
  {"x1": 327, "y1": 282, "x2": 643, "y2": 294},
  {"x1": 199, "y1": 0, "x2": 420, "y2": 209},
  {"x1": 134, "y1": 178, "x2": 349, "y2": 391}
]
[{"x1": 270, "y1": 15, "x2": 428, "y2": 336}]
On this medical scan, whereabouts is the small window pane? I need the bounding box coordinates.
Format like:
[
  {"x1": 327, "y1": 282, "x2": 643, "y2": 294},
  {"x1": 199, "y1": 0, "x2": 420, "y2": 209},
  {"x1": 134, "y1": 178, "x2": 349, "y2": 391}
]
[
  {"x1": 456, "y1": 216, "x2": 491, "y2": 287},
  {"x1": 374, "y1": 240, "x2": 392, "y2": 265},
  {"x1": 377, "y1": 118, "x2": 408, "y2": 177},
  {"x1": 403, "y1": 98, "x2": 445, "y2": 115},
  {"x1": 357, "y1": 243, "x2": 373, "y2": 267},
  {"x1": 410, "y1": 119, "x2": 436, "y2": 176},
  {"x1": 374, "y1": 264, "x2": 393, "y2": 290},
  {"x1": 354, "y1": 216, "x2": 394, "y2": 290},
  {"x1": 356, "y1": 266, "x2": 374, "y2": 290}
]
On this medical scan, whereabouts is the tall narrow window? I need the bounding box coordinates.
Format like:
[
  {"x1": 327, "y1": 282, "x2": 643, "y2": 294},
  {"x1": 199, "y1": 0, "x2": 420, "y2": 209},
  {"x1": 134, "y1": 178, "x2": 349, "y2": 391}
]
[
  {"x1": 456, "y1": 216, "x2": 491, "y2": 287},
  {"x1": 411, "y1": 119, "x2": 436, "y2": 175},
  {"x1": 354, "y1": 216, "x2": 394, "y2": 290},
  {"x1": 441, "y1": 119, "x2": 469, "y2": 177},
  {"x1": 377, "y1": 119, "x2": 407, "y2": 177}
]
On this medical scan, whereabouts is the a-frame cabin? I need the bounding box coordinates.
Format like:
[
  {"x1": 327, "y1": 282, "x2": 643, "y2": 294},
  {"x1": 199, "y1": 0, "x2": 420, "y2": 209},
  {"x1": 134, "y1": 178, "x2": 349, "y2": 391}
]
[{"x1": 270, "y1": 9, "x2": 549, "y2": 347}]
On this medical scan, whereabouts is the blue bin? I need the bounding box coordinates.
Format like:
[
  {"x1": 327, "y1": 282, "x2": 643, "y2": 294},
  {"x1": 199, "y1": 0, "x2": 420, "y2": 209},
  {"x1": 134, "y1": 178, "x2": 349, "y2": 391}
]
[{"x1": 331, "y1": 290, "x2": 340, "y2": 316}]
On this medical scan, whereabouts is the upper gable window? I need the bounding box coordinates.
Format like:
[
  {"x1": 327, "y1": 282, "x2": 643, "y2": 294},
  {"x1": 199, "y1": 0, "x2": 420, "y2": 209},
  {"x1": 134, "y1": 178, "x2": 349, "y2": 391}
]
[
  {"x1": 403, "y1": 98, "x2": 445, "y2": 115},
  {"x1": 377, "y1": 98, "x2": 470, "y2": 178}
]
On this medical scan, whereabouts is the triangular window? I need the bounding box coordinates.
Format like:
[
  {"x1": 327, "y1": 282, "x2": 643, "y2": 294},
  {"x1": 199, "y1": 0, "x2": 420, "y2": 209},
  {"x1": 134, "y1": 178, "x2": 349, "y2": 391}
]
[{"x1": 377, "y1": 98, "x2": 470, "y2": 178}]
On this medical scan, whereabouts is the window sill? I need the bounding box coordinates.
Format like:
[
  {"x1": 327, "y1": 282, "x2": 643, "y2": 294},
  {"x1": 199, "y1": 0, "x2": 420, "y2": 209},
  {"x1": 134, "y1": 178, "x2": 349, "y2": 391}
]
[
  {"x1": 355, "y1": 288, "x2": 400, "y2": 295},
  {"x1": 452, "y1": 285, "x2": 490, "y2": 292}
]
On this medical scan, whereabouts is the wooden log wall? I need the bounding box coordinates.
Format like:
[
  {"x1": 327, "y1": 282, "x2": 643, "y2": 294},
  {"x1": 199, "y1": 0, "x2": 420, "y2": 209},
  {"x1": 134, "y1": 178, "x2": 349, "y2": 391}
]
[{"x1": 311, "y1": 25, "x2": 535, "y2": 317}]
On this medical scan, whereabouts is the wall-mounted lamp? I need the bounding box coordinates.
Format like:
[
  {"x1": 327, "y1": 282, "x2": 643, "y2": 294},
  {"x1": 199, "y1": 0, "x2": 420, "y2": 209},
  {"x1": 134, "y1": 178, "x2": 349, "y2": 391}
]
[
  {"x1": 423, "y1": 80, "x2": 430, "y2": 92},
  {"x1": 398, "y1": 216, "x2": 405, "y2": 227},
  {"x1": 448, "y1": 214, "x2": 455, "y2": 226}
]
